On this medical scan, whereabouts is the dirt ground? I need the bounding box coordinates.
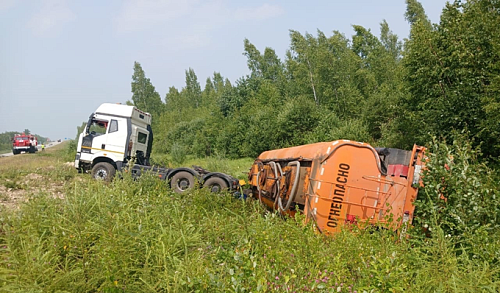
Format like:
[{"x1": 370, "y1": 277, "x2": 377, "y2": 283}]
[
  {"x1": 0, "y1": 142, "x2": 73, "y2": 210},
  {"x1": 0, "y1": 172, "x2": 68, "y2": 210}
]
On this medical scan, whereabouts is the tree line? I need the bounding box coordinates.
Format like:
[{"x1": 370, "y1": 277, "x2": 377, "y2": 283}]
[{"x1": 128, "y1": 0, "x2": 499, "y2": 161}]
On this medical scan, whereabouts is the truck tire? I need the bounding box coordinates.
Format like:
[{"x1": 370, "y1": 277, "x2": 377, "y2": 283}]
[
  {"x1": 91, "y1": 162, "x2": 116, "y2": 182},
  {"x1": 170, "y1": 171, "x2": 195, "y2": 194},
  {"x1": 203, "y1": 177, "x2": 228, "y2": 193},
  {"x1": 29, "y1": 146, "x2": 35, "y2": 153}
]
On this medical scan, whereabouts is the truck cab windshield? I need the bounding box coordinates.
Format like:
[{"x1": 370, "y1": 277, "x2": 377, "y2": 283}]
[{"x1": 88, "y1": 119, "x2": 108, "y2": 136}]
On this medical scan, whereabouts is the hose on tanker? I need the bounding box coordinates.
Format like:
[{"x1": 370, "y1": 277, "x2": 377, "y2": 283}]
[
  {"x1": 255, "y1": 162, "x2": 264, "y2": 202},
  {"x1": 276, "y1": 163, "x2": 284, "y2": 183},
  {"x1": 256, "y1": 161, "x2": 284, "y2": 206},
  {"x1": 274, "y1": 163, "x2": 284, "y2": 207},
  {"x1": 278, "y1": 161, "x2": 301, "y2": 212},
  {"x1": 268, "y1": 161, "x2": 282, "y2": 207}
]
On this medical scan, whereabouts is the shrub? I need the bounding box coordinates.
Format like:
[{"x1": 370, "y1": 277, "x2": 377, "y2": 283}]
[
  {"x1": 412, "y1": 134, "x2": 500, "y2": 265},
  {"x1": 170, "y1": 142, "x2": 187, "y2": 165}
]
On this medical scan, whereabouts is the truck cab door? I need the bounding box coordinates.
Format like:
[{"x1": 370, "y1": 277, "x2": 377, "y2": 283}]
[
  {"x1": 104, "y1": 118, "x2": 127, "y2": 160},
  {"x1": 81, "y1": 118, "x2": 108, "y2": 155},
  {"x1": 130, "y1": 125, "x2": 149, "y2": 165}
]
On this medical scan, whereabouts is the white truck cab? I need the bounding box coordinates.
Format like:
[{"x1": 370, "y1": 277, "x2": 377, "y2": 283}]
[
  {"x1": 75, "y1": 103, "x2": 153, "y2": 179},
  {"x1": 75, "y1": 103, "x2": 239, "y2": 193}
]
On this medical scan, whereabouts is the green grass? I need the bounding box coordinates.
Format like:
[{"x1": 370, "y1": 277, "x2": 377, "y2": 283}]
[
  {"x1": 0, "y1": 147, "x2": 499, "y2": 292},
  {"x1": 150, "y1": 153, "x2": 254, "y2": 180},
  {"x1": 0, "y1": 141, "x2": 77, "y2": 187}
]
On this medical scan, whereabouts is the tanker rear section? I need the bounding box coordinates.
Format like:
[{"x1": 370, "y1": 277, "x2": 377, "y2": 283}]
[{"x1": 247, "y1": 140, "x2": 425, "y2": 234}]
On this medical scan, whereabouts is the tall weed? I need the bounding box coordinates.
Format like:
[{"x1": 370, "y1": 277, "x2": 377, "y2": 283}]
[{"x1": 1, "y1": 143, "x2": 500, "y2": 292}]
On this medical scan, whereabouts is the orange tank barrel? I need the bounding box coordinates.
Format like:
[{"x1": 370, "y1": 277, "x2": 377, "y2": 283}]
[{"x1": 248, "y1": 140, "x2": 425, "y2": 234}]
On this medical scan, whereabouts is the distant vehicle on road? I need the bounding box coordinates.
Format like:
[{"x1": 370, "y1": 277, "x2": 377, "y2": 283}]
[
  {"x1": 57, "y1": 139, "x2": 62, "y2": 142},
  {"x1": 12, "y1": 133, "x2": 37, "y2": 155}
]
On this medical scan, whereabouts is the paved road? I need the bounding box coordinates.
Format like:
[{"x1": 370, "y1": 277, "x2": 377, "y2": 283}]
[{"x1": 0, "y1": 141, "x2": 64, "y2": 158}]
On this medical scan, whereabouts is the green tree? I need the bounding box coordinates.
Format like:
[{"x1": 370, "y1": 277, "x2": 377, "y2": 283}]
[
  {"x1": 287, "y1": 30, "x2": 362, "y2": 117},
  {"x1": 274, "y1": 95, "x2": 320, "y2": 147},
  {"x1": 164, "y1": 86, "x2": 183, "y2": 114},
  {"x1": 184, "y1": 68, "x2": 202, "y2": 108},
  {"x1": 0, "y1": 131, "x2": 18, "y2": 153},
  {"x1": 131, "y1": 61, "x2": 164, "y2": 119},
  {"x1": 218, "y1": 81, "x2": 243, "y2": 118},
  {"x1": 402, "y1": 0, "x2": 500, "y2": 157},
  {"x1": 243, "y1": 39, "x2": 286, "y2": 96},
  {"x1": 353, "y1": 21, "x2": 405, "y2": 141},
  {"x1": 288, "y1": 31, "x2": 320, "y2": 105},
  {"x1": 243, "y1": 39, "x2": 264, "y2": 79},
  {"x1": 380, "y1": 20, "x2": 402, "y2": 61},
  {"x1": 404, "y1": 0, "x2": 432, "y2": 29}
]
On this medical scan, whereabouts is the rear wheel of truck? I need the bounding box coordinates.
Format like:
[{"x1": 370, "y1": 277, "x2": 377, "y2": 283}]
[
  {"x1": 171, "y1": 171, "x2": 195, "y2": 194},
  {"x1": 203, "y1": 177, "x2": 228, "y2": 193},
  {"x1": 92, "y1": 162, "x2": 116, "y2": 182}
]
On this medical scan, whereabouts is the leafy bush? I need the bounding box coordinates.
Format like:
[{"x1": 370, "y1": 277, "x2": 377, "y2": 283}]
[
  {"x1": 64, "y1": 139, "x2": 77, "y2": 162},
  {"x1": 412, "y1": 134, "x2": 500, "y2": 264},
  {"x1": 163, "y1": 118, "x2": 206, "y2": 156},
  {"x1": 170, "y1": 142, "x2": 187, "y2": 165},
  {"x1": 274, "y1": 95, "x2": 320, "y2": 147},
  {"x1": 306, "y1": 112, "x2": 371, "y2": 144},
  {"x1": 149, "y1": 153, "x2": 171, "y2": 168}
]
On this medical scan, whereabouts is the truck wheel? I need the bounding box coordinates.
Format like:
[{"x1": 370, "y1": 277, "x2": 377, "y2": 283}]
[
  {"x1": 171, "y1": 171, "x2": 195, "y2": 193},
  {"x1": 29, "y1": 146, "x2": 35, "y2": 153},
  {"x1": 91, "y1": 162, "x2": 116, "y2": 182},
  {"x1": 203, "y1": 177, "x2": 228, "y2": 193}
]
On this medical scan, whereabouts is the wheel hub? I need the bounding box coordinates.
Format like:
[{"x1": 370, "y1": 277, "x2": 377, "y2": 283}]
[
  {"x1": 96, "y1": 169, "x2": 107, "y2": 180},
  {"x1": 210, "y1": 185, "x2": 221, "y2": 193},
  {"x1": 178, "y1": 179, "x2": 189, "y2": 190}
]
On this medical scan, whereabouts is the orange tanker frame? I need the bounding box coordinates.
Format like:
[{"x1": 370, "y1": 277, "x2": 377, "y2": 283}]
[{"x1": 247, "y1": 140, "x2": 425, "y2": 234}]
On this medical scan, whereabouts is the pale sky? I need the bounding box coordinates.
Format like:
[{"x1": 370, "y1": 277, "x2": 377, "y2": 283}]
[{"x1": 0, "y1": 0, "x2": 449, "y2": 141}]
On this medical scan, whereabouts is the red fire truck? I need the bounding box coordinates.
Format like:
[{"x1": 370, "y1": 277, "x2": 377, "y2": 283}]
[{"x1": 12, "y1": 133, "x2": 38, "y2": 155}]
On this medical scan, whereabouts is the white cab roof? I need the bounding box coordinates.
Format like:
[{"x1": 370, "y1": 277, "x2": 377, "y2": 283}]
[{"x1": 95, "y1": 103, "x2": 151, "y2": 125}]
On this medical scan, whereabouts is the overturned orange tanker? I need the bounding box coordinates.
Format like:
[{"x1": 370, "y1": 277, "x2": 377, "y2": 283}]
[{"x1": 247, "y1": 140, "x2": 425, "y2": 234}]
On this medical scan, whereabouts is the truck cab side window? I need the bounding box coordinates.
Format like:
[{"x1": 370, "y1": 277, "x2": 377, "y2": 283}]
[
  {"x1": 109, "y1": 120, "x2": 118, "y2": 133},
  {"x1": 138, "y1": 132, "x2": 147, "y2": 144}
]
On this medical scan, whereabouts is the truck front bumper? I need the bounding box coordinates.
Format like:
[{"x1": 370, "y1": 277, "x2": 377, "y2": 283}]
[{"x1": 13, "y1": 146, "x2": 30, "y2": 151}]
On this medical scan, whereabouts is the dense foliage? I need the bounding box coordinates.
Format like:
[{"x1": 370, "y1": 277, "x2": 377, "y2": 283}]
[
  {"x1": 130, "y1": 0, "x2": 500, "y2": 160},
  {"x1": 402, "y1": 0, "x2": 500, "y2": 157},
  {"x1": 412, "y1": 134, "x2": 500, "y2": 265}
]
